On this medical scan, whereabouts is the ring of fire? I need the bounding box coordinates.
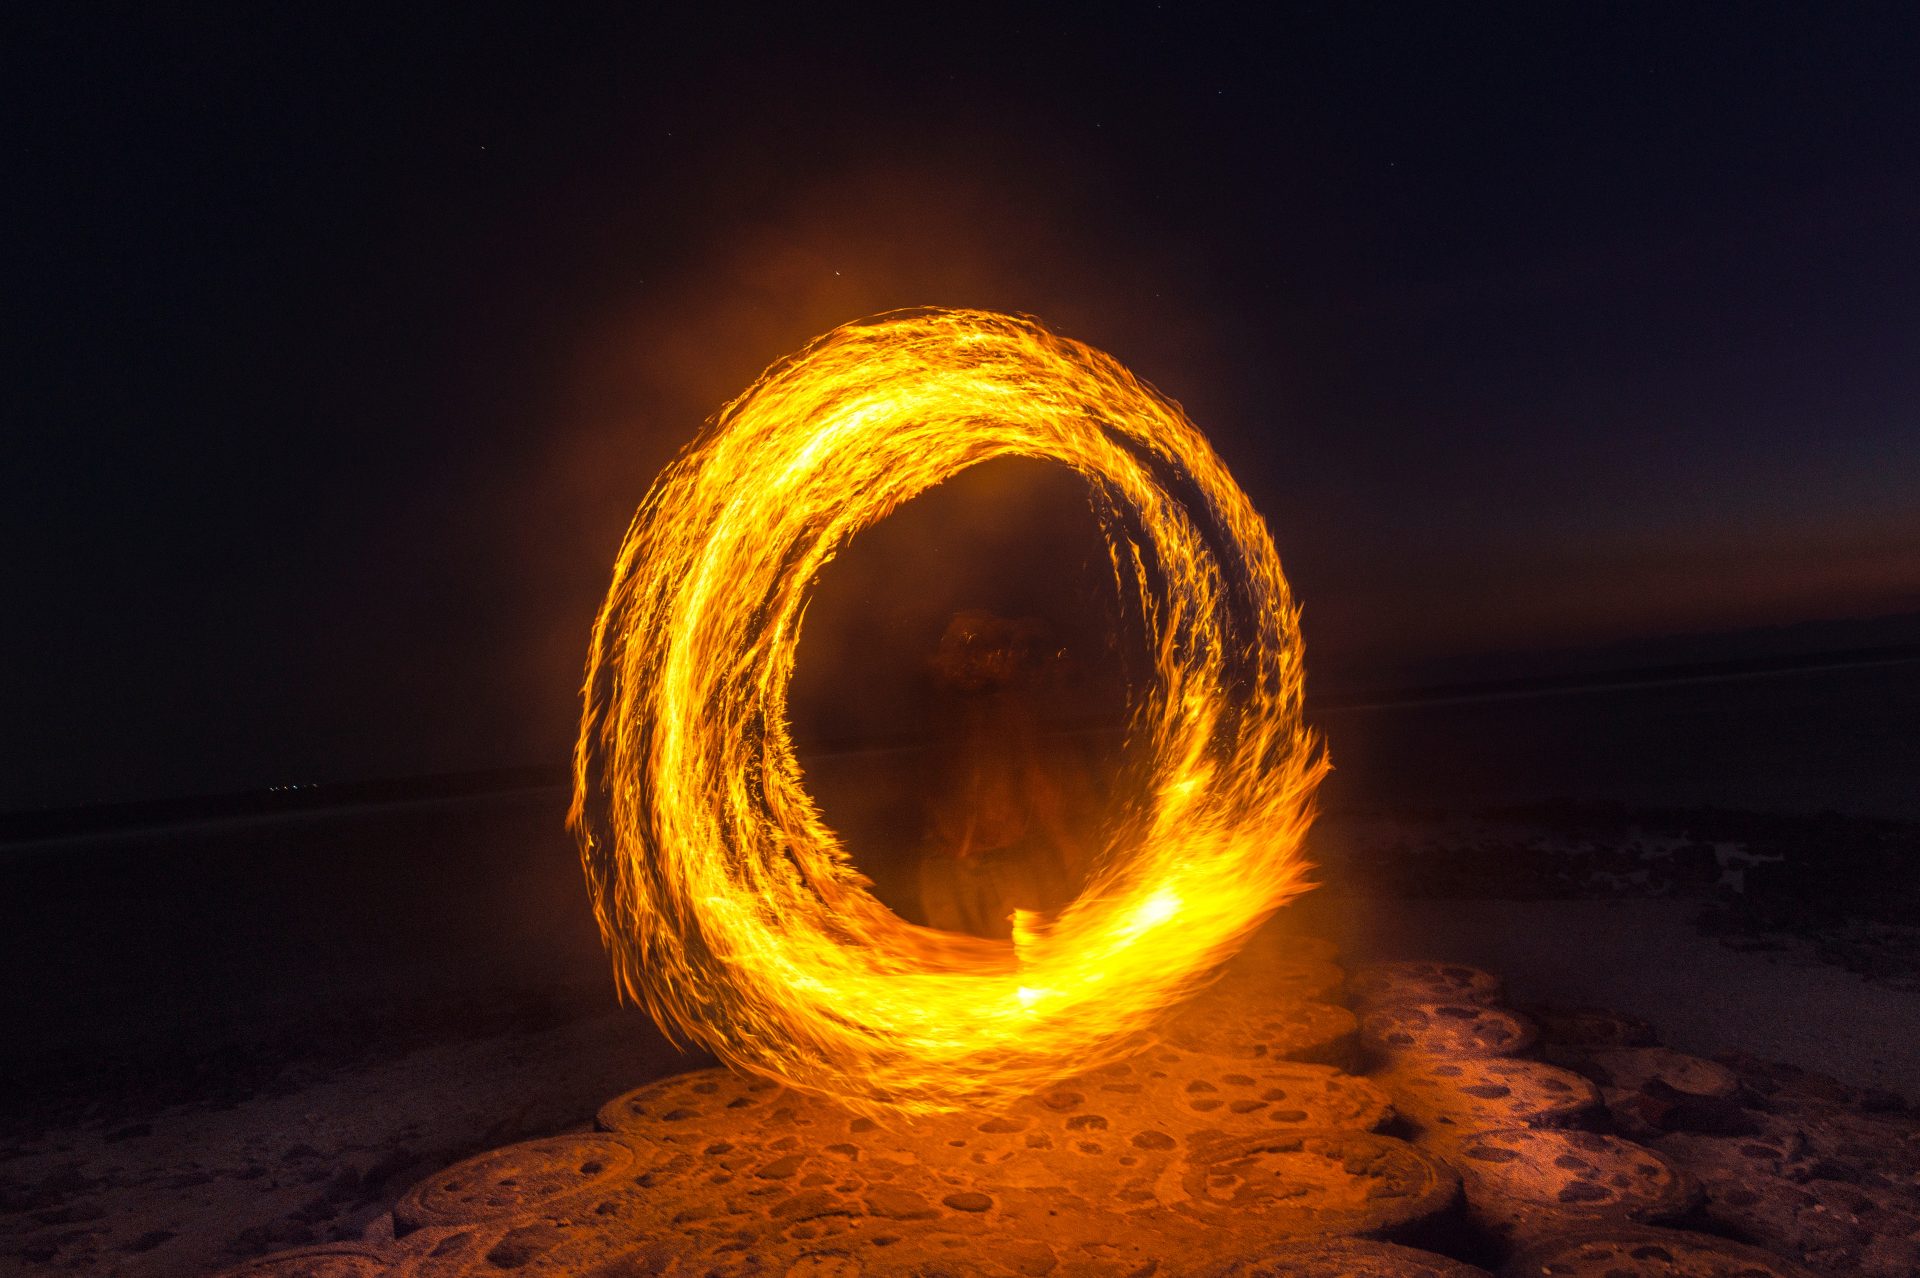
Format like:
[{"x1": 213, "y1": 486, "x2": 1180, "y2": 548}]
[{"x1": 572, "y1": 308, "x2": 1326, "y2": 1114}]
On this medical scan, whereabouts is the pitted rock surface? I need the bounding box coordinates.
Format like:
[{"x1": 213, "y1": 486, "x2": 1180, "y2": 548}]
[
  {"x1": 387, "y1": 1127, "x2": 1453, "y2": 1275},
  {"x1": 1548, "y1": 1046, "x2": 1741, "y2": 1101},
  {"x1": 1032, "y1": 1047, "x2": 1393, "y2": 1136},
  {"x1": 1650, "y1": 1122, "x2": 1920, "y2": 1277},
  {"x1": 1206, "y1": 1236, "x2": 1492, "y2": 1277},
  {"x1": 211, "y1": 1243, "x2": 394, "y2": 1278},
  {"x1": 880, "y1": 1049, "x2": 1395, "y2": 1207},
  {"x1": 1174, "y1": 1129, "x2": 1459, "y2": 1240},
  {"x1": 393, "y1": 1139, "x2": 984, "y2": 1275},
  {"x1": 1543, "y1": 1046, "x2": 1747, "y2": 1136},
  {"x1": 1499, "y1": 1226, "x2": 1821, "y2": 1278},
  {"x1": 392, "y1": 1133, "x2": 646, "y2": 1234},
  {"x1": 1360, "y1": 1003, "x2": 1537, "y2": 1061},
  {"x1": 1165, "y1": 992, "x2": 1361, "y2": 1067},
  {"x1": 1375, "y1": 1057, "x2": 1599, "y2": 1141},
  {"x1": 1519, "y1": 1004, "x2": 1658, "y2": 1050},
  {"x1": 1655, "y1": 1116, "x2": 1815, "y2": 1181},
  {"x1": 389, "y1": 1226, "x2": 503, "y2": 1278},
  {"x1": 1716, "y1": 1049, "x2": 1909, "y2": 1113},
  {"x1": 596, "y1": 1065, "x2": 791, "y2": 1142},
  {"x1": 225, "y1": 954, "x2": 1888, "y2": 1278},
  {"x1": 371, "y1": 1038, "x2": 1444, "y2": 1274},
  {"x1": 1734, "y1": 1101, "x2": 1920, "y2": 1189},
  {"x1": 1448, "y1": 1127, "x2": 1696, "y2": 1247},
  {"x1": 1347, "y1": 962, "x2": 1504, "y2": 1009}
]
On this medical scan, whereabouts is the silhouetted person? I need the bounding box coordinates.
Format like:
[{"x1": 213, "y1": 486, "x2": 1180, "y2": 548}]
[{"x1": 917, "y1": 610, "x2": 1099, "y2": 939}]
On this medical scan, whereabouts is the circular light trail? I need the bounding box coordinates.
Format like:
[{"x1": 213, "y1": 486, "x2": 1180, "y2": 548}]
[{"x1": 572, "y1": 309, "x2": 1326, "y2": 1114}]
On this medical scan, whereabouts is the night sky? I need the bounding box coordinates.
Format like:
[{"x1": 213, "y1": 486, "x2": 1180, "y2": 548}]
[{"x1": 9, "y1": 6, "x2": 1919, "y2": 810}]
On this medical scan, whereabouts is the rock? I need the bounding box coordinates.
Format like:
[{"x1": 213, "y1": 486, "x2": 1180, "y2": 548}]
[
  {"x1": 391, "y1": 1224, "x2": 502, "y2": 1278},
  {"x1": 1172, "y1": 1129, "x2": 1462, "y2": 1243},
  {"x1": 1517, "y1": 1004, "x2": 1658, "y2": 1049},
  {"x1": 1208, "y1": 1236, "x2": 1492, "y2": 1276},
  {"x1": 1039, "y1": 1046, "x2": 1393, "y2": 1138},
  {"x1": 325, "y1": 956, "x2": 1916, "y2": 1278},
  {"x1": 1373, "y1": 1057, "x2": 1599, "y2": 1143},
  {"x1": 1347, "y1": 963, "x2": 1505, "y2": 1009},
  {"x1": 1625, "y1": 1082, "x2": 1755, "y2": 1136},
  {"x1": 1359, "y1": 1004, "x2": 1538, "y2": 1062},
  {"x1": 1165, "y1": 992, "x2": 1361, "y2": 1068},
  {"x1": 1652, "y1": 1121, "x2": 1920, "y2": 1277},
  {"x1": 378, "y1": 1053, "x2": 1458, "y2": 1275},
  {"x1": 391, "y1": 1133, "x2": 644, "y2": 1234},
  {"x1": 1749, "y1": 1103, "x2": 1920, "y2": 1190},
  {"x1": 1716, "y1": 1050, "x2": 1911, "y2": 1112},
  {"x1": 483, "y1": 1221, "x2": 569, "y2": 1268},
  {"x1": 940, "y1": 1191, "x2": 993, "y2": 1213},
  {"x1": 1543, "y1": 1046, "x2": 1746, "y2": 1137},
  {"x1": 1444, "y1": 1127, "x2": 1696, "y2": 1255},
  {"x1": 595, "y1": 1067, "x2": 793, "y2": 1144},
  {"x1": 1499, "y1": 1225, "x2": 1820, "y2": 1277},
  {"x1": 1547, "y1": 1047, "x2": 1740, "y2": 1101}
]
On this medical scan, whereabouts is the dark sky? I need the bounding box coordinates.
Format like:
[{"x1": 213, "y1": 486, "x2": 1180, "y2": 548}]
[{"x1": 8, "y1": 6, "x2": 1919, "y2": 810}]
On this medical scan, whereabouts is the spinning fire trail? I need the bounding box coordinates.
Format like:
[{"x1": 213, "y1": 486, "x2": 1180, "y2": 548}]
[{"x1": 572, "y1": 309, "x2": 1326, "y2": 1114}]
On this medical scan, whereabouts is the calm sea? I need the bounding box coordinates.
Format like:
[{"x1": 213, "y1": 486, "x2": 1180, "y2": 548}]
[{"x1": 1315, "y1": 657, "x2": 1920, "y2": 820}]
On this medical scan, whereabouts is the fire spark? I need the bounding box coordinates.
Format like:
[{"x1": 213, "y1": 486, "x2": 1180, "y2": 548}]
[{"x1": 571, "y1": 308, "x2": 1326, "y2": 1114}]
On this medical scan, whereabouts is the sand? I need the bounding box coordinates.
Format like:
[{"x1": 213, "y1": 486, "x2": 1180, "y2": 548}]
[{"x1": 1329, "y1": 895, "x2": 1920, "y2": 1101}]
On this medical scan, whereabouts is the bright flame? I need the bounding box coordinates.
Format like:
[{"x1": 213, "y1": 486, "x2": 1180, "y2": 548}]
[{"x1": 572, "y1": 309, "x2": 1326, "y2": 1114}]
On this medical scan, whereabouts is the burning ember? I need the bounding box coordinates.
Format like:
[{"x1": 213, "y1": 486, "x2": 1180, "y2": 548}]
[{"x1": 570, "y1": 309, "x2": 1326, "y2": 1113}]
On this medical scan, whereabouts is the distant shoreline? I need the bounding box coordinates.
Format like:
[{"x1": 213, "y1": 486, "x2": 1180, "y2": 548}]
[{"x1": 5, "y1": 641, "x2": 1916, "y2": 846}]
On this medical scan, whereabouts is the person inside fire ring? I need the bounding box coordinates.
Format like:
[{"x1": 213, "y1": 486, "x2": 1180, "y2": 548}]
[{"x1": 917, "y1": 610, "x2": 1100, "y2": 939}]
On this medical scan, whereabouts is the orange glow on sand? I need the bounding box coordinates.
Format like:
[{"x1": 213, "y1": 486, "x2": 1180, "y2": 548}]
[{"x1": 571, "y1": 309, "x2": 1326, "y2": 1114}]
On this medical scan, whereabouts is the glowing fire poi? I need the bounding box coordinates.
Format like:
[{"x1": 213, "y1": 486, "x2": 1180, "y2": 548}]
[{"x1": 572, "y1": 308, "x2": 1326, "y2": 1114}]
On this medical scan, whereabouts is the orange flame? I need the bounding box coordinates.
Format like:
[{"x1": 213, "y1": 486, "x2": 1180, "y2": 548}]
[{"x1": 571, "y1": 309, "x2": 1326, "y2": 1114}]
